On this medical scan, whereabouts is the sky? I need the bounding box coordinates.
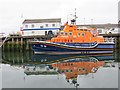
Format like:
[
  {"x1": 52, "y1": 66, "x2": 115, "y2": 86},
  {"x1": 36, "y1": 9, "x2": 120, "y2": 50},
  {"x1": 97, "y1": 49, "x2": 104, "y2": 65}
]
[{"x1": 0, "y1": 0, "x2": 119, "y2": 34}]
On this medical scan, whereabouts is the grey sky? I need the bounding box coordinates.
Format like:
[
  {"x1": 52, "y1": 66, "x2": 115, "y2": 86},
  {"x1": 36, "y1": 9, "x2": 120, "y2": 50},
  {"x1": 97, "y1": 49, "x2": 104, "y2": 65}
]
[{"x1": 0, "y1": 0, "x2": 119, "y2": 33}]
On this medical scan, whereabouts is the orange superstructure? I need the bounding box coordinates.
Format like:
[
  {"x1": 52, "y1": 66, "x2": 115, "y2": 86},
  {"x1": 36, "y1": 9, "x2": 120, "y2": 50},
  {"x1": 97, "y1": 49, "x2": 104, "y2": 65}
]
[{"x1": 47, "y1": 22, "x2": 104, "y2": 43}]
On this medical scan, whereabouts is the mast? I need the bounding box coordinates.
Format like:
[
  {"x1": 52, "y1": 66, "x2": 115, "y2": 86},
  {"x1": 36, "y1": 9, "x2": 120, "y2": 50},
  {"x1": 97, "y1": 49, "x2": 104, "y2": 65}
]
[
  {"x1": 70, "y1": 8, "x2": 77, "y2": 25},
  {"x1": 71, "y1": 8, "x2": 77, "y2": 25}
]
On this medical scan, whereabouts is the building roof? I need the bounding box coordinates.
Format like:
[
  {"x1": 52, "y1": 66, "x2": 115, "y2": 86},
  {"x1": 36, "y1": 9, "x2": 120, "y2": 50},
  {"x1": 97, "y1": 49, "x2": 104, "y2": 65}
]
[
  {"x1": 77, "y1": 24, "x2": 118, "y2": 28},
  {"x1": 23, "y1": 18, "x2": 61, "y2": 24}
]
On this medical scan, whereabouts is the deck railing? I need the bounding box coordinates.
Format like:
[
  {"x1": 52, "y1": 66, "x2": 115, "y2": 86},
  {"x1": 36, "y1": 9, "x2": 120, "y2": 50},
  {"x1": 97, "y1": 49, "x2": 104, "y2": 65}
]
[{"x1": 104, "y1": 38, "x2": 115, "y2": 43}]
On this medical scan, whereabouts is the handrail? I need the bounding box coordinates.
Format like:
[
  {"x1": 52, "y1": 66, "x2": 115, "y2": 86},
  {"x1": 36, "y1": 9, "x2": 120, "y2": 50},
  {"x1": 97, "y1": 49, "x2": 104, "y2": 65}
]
[
  {"x1": 104, "y1": 38, "x2": 114, "y2": 43},
  {"x1": 0, "y1": 35, "x2": 10, "y2": 47}
]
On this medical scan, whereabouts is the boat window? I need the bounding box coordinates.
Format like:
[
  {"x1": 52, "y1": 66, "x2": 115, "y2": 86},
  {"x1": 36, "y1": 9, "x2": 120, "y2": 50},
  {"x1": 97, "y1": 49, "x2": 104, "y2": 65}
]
[
  {"x1": 82, "y1": 68, "x2": 85, "y2": 71},
  {"x1": 69, "y1": 32, "x2": 72, "y2": 36},
  {"x1": 82, "y1": 33, "x2": 84, "y2": 36},
  {"x1": 78, "y1": 33, "x2": 80, "y2": 36},
  {"x1": 78, "y1": 68, "x2": 81, "y2": 71},
  {"x1": 66, "y1": 70, "x2": 69, "y2": 73},
  {"x1": 68, "y1": 63, "x2": 70, "y2": 66},
  {"x1": 62, "y1": 70, "x2": 64, "y2": 73},
  {"x1": 71, "y1": 63, "x2": 73, "y2": 66},
  {"x1": 65, "y1": 32, "x2": 68, "y2": 35},
  {"x1": 65, "y1": 63, "x2": 67, "y2": 66},
  {"x1": 70, "y1": 70, "x2": 73, "y2": 73},
  {"x1": 61, "y1": 32, "x2": 64, "y2": 35}
]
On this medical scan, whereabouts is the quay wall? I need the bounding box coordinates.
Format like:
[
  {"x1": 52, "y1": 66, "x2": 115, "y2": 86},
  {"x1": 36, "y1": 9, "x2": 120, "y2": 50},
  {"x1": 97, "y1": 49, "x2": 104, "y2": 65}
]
[{"x1": 1, "y1": 35, "x2": 52, "y2": 51}]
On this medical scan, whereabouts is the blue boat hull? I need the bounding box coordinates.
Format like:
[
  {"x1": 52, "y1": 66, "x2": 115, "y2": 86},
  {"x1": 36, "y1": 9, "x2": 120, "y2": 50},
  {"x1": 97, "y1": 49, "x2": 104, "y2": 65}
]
[{"x1": 30, "y1": 42, "x2": 115, "y2": 54}]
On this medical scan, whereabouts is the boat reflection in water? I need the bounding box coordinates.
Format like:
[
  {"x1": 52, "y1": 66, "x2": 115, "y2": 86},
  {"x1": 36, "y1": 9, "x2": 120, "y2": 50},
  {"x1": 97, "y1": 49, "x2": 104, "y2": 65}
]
[
  {"x1": 52, "y1": 58, "x2": 104, "y2": 87},
  {"x1": 31, "y1": 54, "x2": 114, "y2": 64},
  {"x1": 24, "y1": 54, "x2": 115, "y2": 87}
]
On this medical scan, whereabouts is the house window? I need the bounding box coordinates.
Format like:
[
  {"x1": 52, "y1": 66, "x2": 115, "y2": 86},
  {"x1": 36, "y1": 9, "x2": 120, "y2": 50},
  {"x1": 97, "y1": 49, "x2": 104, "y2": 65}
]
[
  {"x1": 40, "y1": 26, "x2": 43, "y2": 28},
  {"x1": 52, "y1": 24, "x2": 55, "y2": 27},
  {"x1": 31, "y1": 24, "x2": 34, "y2": 28},
  {"x1": 32, "y1": 31, "x2": 35, "y2": 33},
  {"x1": 25, "y1": 25, "x2": 28, "y2": 28},
  {"x1": 46, "y1": 24, "x2": 48, "y2": 27}
]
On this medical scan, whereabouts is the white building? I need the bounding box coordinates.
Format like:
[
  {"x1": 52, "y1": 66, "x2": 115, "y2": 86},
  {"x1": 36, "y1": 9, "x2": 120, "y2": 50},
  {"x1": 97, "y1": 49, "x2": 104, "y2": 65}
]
[
  {"x1": 24, "y1": 64, "x2": 58, "y2": 75},
  {"x1": 22, "y1": 18, "x2": 61, "y2": 36}
]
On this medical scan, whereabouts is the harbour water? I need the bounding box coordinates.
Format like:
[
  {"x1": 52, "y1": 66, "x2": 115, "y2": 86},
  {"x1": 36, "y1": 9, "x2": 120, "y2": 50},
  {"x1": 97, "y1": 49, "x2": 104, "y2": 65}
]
[{"x1": 1, "y1": 50, "x2": 119, "y2": 89}]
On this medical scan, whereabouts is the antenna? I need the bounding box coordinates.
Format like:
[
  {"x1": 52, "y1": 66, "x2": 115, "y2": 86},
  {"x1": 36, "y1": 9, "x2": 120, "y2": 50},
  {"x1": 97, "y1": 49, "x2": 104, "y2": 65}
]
[{"x1": 74, "y1": 8, "x2": 77, "y2": 25}]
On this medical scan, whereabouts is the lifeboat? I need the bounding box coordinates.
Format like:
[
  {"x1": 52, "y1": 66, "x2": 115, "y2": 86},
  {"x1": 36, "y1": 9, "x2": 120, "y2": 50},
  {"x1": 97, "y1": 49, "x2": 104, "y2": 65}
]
[{"x1": 30, "y1": 19, "x2": 115, "y2": 55}]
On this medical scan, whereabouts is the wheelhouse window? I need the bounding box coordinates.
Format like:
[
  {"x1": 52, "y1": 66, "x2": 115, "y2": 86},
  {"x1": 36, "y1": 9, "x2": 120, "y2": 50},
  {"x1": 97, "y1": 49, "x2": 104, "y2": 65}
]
[{"x1": 69, "y1": 32, "x2": 72, "y2": 36}]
